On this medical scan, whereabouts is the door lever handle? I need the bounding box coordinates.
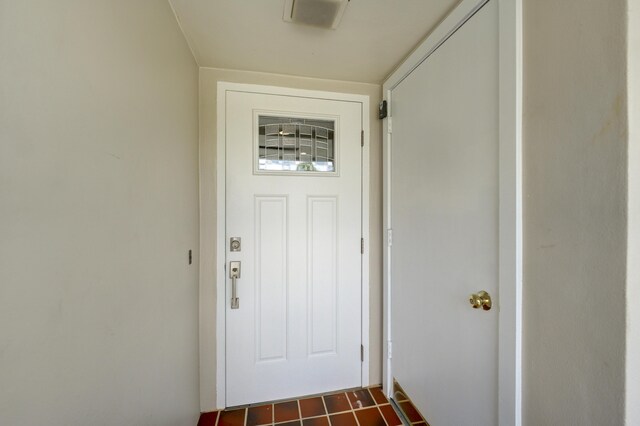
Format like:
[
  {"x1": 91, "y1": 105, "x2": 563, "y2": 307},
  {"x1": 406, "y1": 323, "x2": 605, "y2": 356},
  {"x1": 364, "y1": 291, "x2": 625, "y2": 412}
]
[{"x1": 230, "y1": 261, "x2": 241, "y2": 309}]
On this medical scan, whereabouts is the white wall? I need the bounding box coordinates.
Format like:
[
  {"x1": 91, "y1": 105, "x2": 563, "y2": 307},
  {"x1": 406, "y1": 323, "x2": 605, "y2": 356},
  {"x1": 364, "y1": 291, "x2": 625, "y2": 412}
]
[
  {"x1": 199, "y1": 67, "x2": 382, "y2": 411},
  {"x1": 523, "y1": 0, "x2": 628, "y2": 424},
  {"x1": 0, "y1": 1, "x2": 200, "y2": 425},
  {"x1": 628, "y1": 0, "x2": 640, "y2": 424}
]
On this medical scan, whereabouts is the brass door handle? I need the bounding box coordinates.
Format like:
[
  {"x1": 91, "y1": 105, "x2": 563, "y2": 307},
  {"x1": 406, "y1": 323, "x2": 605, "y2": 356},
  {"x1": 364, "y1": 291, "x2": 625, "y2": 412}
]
[{"x1": 469, "y1": 290, "x2": 492, "y2": 311}]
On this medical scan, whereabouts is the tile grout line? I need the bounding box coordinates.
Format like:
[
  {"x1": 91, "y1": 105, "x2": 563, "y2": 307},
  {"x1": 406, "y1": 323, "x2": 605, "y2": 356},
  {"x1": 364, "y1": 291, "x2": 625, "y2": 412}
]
[
  {"x1": 303, "y1": 402, "x2": 393, "y2": 417},
  {"x1": 352, "y1": 405, "x2": 362, "y2": 426},
  {"x1": 329, "y1": 393, "x2": 360, "y2": 426},
  {"x1": 319, "y1": 394, "x2": 330, "y2": 424},
  {"x1": 368, "y1": 388, "x2": 391, "y2": 426},
  {"x1": 376, "y1": 404, "x2": 390, "y2": 426},
  {"x1": 211, "y1": 387, "x2": 390, "y2": 426}
]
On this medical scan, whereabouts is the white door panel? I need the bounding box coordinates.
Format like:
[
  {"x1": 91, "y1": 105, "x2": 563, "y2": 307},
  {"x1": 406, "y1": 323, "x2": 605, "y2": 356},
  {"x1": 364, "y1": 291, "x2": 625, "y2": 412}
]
[
  {"x1": 225, "y1": 91, "x2": 362, "y2": 406},
  {"x1": 390, "y1": 1, "x2": 499, "y2": 425}
]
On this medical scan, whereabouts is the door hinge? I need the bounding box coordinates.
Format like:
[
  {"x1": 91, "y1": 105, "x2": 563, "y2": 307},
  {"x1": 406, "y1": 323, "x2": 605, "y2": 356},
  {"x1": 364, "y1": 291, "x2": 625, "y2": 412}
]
[
  {"x1": 361, "y1": 238, "x2": 364, "y2": 254},
  {"x1": 360, "y1": 130, "x2": 364, "y2": 147},
  {"x1": 379, "y1": 100, "x2": 388, "y2": 119},
  {"x1": 361, "y1": 344, "x2": 364, "y2": 362},
  {"x1": 387, "y1": 229, "x2": 393, "y2": 247},
  {"x1": 388, "y1": 342, "x2": 393, "y2": 359}
]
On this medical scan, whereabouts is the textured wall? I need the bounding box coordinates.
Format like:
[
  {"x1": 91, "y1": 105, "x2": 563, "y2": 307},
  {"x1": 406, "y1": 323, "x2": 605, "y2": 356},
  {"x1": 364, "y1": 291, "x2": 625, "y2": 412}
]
[
  {"x1": 0, "y1": 1, "x2": 200, "y2": 425},
  {"x1": 199, "y1": 67, "x2": 382, "y2": 411},
  {"x1": 523, "y1": 0, "x2": 628, "y2": 424}
]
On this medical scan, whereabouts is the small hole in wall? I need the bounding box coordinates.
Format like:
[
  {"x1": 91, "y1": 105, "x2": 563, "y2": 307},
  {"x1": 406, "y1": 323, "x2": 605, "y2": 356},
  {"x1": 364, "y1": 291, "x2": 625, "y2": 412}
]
[{"x1": 189, "y1": 249, "x2": 192, "y2": 265}]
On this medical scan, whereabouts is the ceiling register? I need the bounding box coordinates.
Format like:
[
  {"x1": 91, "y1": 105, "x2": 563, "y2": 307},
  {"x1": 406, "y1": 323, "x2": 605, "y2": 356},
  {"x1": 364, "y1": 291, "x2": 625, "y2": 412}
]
[{"x1": 283, "y1": 0, "x2": 350, "y2": 29}]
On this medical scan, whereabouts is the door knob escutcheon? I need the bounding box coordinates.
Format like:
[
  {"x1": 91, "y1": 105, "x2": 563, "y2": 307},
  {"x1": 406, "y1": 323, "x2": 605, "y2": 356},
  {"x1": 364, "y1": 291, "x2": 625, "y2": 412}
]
[{"x1": 469, "y1": 290, "x2": 492, "y2": 311}]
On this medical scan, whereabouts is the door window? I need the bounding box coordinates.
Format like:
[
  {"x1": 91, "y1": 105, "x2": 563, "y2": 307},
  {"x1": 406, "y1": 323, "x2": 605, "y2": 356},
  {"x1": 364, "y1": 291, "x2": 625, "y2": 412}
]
[{"x1": 256, "y1": 115, "x2": 336, "y2": 174}]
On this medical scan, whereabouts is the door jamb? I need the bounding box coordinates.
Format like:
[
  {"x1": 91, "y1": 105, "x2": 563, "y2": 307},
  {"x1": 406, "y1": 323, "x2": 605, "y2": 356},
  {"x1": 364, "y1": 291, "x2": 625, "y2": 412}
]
[
  {"x1": 215, "y1": 82, "x2": 371, "y2": 409},
  {"x1": 381, "y1": 0, "x2": 523, "y2": 424}
]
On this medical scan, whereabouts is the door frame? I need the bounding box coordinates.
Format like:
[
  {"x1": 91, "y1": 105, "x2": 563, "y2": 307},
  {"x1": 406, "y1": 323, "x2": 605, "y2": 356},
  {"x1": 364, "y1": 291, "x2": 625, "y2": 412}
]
[
  {"x1": 215, "y1": 82, "x2": 371, "y2": 409},
  {"x1": 381, "y1": 0, "x2": 522, "y2": 424}
]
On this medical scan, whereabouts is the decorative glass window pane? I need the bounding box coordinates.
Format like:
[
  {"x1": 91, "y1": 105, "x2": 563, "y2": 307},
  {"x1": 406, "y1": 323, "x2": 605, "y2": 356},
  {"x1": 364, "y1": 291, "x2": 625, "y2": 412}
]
[{"x1": 258, "y1": 115, "x2": 335, "y2": 173}]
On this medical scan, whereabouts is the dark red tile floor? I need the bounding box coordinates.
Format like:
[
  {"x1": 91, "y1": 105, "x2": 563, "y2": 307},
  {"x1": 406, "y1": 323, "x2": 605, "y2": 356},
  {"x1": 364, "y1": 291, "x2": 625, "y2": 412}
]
[
  {"x1": 197, "y1": 386, "x2": 409, "y2": 426},
  {"x1": 391, "y1": 381, "x2": 429, "y2": 425}
]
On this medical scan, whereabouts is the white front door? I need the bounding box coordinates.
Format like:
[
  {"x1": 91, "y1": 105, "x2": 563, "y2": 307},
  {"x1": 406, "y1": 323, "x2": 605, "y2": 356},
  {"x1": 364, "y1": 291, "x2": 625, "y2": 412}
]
[
  {"x1": 389, "y1": 1, "x2": 499, "y2": 425},
  {"x1": 224, "y1": 89, "x2": 363, "y2": 407}
]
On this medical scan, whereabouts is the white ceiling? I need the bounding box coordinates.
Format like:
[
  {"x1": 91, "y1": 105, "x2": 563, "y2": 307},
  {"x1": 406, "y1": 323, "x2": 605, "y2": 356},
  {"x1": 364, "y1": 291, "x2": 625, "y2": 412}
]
[{"x1": 168, "y1": 0, "x2": 460, "y2": 84}]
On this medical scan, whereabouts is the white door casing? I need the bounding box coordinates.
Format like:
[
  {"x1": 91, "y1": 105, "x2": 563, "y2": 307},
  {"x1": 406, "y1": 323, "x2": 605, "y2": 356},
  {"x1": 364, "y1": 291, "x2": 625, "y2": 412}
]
[
  {"x1": 382, "y1": 0, "x2": 522, "y2": 425},
  {"x1": 217, "y1": 84, "x2": 370, "y2": 408}
]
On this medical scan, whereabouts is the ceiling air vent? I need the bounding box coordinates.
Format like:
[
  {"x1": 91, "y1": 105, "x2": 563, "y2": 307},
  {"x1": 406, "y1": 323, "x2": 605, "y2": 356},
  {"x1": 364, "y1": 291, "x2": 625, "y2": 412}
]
[{"x1": 283, "y1": 0, "x2": 349, "y2": 30}]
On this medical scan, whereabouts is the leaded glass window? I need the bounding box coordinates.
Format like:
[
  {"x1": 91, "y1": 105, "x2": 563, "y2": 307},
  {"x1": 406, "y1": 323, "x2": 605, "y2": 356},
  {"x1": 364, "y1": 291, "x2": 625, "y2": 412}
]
[{"x1": 257, "y1": 115, "x2": 336, "y2": 173}]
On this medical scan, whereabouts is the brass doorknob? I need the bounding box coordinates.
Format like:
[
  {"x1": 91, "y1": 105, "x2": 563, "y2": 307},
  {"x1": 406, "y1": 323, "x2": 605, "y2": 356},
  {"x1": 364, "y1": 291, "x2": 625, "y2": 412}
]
[{"x1": 469, "y1": 290, "x2": 492, "y2": 311}]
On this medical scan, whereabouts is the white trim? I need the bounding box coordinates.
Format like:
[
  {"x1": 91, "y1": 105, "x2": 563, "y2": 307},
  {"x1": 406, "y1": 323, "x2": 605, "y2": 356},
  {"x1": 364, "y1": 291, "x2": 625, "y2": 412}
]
[
  {"x1": 381, "y1": 1, "x2": 523, "y2": 425},
  {"x1": 215, "y1": 84, "x2": 227, "y2": 410},
  {"x1": 361, "y1": 92, "x2": 371, "y2": 389},
  {"x1": 383, "y1": 0, "x2": 489, "y2": 90},
  {"x1": 382, "y1": 89, "x2": 392, "y2": 399},
  {"x1": 497, "y1": 0, "x2": 523, "y2": 424},
  {"x1": 216, "y1": 82, "x2": 370, "y2": 409}
]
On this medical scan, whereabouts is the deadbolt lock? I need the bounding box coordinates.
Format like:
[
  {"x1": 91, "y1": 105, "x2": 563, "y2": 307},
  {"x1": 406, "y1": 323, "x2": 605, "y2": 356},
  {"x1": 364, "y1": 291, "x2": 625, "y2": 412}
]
[{"x1": 230, "y1": 237, "x2": 241, "y2": 252}]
